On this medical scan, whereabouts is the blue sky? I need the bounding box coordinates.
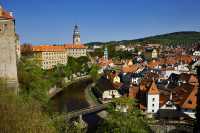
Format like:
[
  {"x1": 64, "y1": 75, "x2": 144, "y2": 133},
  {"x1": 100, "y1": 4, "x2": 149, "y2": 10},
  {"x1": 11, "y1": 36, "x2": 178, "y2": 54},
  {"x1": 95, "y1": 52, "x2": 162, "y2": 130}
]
[{"x1": 1, "y1": 0, "x2": 200, "y2": 44}]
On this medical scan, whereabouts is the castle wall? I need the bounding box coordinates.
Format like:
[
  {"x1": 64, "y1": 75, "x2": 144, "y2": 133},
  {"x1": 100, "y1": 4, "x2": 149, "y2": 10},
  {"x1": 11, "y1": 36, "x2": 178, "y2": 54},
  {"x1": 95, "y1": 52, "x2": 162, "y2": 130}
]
[{"x1": 0, "y1": 19, "x2": 18, "y2": 89}]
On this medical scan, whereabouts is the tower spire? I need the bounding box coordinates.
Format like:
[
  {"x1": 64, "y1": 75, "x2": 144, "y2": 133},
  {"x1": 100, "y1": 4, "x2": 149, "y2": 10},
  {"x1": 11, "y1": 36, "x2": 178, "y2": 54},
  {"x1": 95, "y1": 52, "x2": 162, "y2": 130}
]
[{"x1": 73, "y1": 25, "x2": 81, "y2": 45}]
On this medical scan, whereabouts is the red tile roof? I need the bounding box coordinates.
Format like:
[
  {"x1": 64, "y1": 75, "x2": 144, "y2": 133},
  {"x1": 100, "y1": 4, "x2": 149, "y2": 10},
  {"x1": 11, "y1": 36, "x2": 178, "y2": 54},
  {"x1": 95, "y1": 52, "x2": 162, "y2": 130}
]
[
  {"x1": 64, "y1": 44, "x2": 86, "y2": 49},
  {"x1": 32, "y1": 45, "x2": 65, "y2": 52},
  {"x1": 148, "y1": 80, "x2": 159, "y2": 95},
  {"x1": 98, "y1": 58, "x2": 113, "y2": 67},
  {"x1": 147, "y1": 60, "x2": 160, "y2": 69},
  {"x1": 122, "y1": 64, "x2": 139, "y2": 73},
  {"x1": 0, "y1": 7, "x2": 14, "y2": 20}
]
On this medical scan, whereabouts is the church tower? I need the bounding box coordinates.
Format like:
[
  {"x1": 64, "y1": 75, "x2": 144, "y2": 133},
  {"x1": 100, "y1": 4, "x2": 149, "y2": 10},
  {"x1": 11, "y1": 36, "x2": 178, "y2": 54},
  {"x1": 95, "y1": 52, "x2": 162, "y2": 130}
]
[
  {"x1": 147, "y1": 79, "x2": 160, "y2": 113},
  {"x1": 104, "y1": 47, "x2": 108, "y2": 61},
  {"x1": 73, "y1": 25, "x2": 81, "y2": 45}
]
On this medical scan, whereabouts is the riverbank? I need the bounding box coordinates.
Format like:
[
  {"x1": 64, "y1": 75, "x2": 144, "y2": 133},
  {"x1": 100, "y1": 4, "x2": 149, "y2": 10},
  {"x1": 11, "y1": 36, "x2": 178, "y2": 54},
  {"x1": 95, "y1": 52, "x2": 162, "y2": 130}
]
[
  {"x1": 49, "y1": 75, "x2": 90, "y2": 98},
  {"x1": 84, "y1": 82, "x2": 108, "y2": 119},
  {"x1": 84, "y1": 83, "x2": 100, "y2": 107}
]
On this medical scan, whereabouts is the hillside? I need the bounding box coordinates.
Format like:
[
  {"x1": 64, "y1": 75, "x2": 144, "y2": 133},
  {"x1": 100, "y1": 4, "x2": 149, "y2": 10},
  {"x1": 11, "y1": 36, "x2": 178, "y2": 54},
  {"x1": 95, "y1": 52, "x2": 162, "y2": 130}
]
[{"x1": 86, "y1": 31, "x2": 200, "y2": 46}]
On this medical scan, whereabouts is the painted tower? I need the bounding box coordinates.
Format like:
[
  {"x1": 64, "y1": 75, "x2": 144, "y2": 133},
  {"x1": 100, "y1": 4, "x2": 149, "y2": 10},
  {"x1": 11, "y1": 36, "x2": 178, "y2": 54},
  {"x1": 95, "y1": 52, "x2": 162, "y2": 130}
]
[
  {"x1": 73, "y1": 25, "x2": 81, "y2": 45},
  {"x1": 104, "y1": 47, "x2": 108, "y2": 60},
  {"x1": 0, "y1": 5, "x2": 18, "y2": 91},
  {"x1": 152, "y1": 49, "x2": 158, "y2": 59},
  {"x1": 147, "y1": 79, "x2": 160, "y2": 113}
]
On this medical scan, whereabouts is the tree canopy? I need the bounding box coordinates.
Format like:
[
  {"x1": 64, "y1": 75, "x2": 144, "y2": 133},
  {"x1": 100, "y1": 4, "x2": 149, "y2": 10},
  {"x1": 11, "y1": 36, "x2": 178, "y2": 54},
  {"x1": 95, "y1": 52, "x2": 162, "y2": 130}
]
[{"x1": 97, "y1": 97, "x2": 151, "y2": 133}]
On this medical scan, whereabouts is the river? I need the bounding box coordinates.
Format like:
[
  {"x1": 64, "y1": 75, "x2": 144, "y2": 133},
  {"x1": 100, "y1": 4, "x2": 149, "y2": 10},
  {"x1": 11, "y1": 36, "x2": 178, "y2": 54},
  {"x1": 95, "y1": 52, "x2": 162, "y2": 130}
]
[
  {"x1": 52, "y1": 79, "x2": 92, "y2": 112},
  {"x1": 51, "y1": 78, "x2": 103, "y2": 132}
]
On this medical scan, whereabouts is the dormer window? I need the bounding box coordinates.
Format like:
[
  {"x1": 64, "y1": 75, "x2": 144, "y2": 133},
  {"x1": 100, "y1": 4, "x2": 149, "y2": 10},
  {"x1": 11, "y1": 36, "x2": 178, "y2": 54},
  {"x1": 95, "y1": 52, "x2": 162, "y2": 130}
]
[{"x1": 188, "y1": 100, "x2": 192, "y2": 104}]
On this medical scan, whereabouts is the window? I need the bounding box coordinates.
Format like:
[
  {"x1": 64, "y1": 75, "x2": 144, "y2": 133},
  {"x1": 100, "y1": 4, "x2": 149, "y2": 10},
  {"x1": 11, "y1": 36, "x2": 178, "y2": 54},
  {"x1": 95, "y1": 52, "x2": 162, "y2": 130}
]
[
  {"x1": 188, "y1": 100, "x2": 192, "y2": 104},
  {"x1": 152, "y1": 98, "x2": 155, "y2": 102},
  {"x1": 152, "y1": 104, "x2": 154, "y2": 107},
  {"x1": 4, "y1": 24, "x2": 8, "y2": 30}
]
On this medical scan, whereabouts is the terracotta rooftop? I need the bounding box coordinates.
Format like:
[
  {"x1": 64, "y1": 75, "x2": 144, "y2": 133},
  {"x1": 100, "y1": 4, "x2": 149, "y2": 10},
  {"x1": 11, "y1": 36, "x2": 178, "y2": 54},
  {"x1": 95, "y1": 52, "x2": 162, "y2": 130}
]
[
  {"x1": 176, "y1": 55, "x2": 193, "y2": 64},
  {"x1": 176, "y1": 84, "x2": 197, "y2": 109},
  {"x1": 0, "y1": 6, "x2": 14, "y2": 20},
  {"x1": 64, "y1": 44, "x2": 86, "y2": 49},
  {"x1": 122, "y1": 64, "x2": 139, "y2": 73},
  {"x1": 148, "y1": 80, "x2": 159, "y2": 95},
  {"x1": 98, "y1": 58, "x2": 113, "y2": 67},
  {"x1": 147, "y1": 60, "x2": 160, "y2": 69},
  {"x1": 160, "y1": 83, "x2": 197, "y2": 110},
  {"x1": 32, "y1": 45, "x2": 65, "y2": 52}
]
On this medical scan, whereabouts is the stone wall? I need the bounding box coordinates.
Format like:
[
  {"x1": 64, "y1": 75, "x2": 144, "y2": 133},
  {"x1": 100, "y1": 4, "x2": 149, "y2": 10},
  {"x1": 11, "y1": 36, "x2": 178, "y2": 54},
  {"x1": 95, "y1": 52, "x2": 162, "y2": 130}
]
[{"x1": 0, "y1": 19, "x2": 18, "y2": 90}]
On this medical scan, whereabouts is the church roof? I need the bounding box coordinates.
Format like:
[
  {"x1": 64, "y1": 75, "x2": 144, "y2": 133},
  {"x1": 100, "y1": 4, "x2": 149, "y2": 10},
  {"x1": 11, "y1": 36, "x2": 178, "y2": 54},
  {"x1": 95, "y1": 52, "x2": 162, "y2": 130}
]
[{"x1": 148, "y1": 80, "x2": 159, "y2": 95}]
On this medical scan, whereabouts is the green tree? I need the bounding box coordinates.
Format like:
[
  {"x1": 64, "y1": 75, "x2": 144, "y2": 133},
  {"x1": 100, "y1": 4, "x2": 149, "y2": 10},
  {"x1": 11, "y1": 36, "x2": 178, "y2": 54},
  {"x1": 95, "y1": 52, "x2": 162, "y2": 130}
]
[
  {"x1": 89, "y1": 65, "x2": 100, "y2": 81},
  {"x1": 17, "y1": 57, "x2": 51, "y2": 106},
  {"x1": 0, "y1": 85, "x2": 56, "y2": 133},
  {"x1": 97, "y1": 97, "x2": 151, "y2": 133},
  {"x1": 67, "y1": 57, "x2": 80, "y2": 75}
]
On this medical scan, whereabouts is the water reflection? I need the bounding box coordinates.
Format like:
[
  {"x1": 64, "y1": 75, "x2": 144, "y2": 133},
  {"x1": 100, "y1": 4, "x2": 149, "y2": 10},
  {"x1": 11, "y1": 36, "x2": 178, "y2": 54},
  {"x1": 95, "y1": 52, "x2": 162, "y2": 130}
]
[{"x1": 52, "y1": 79, "x2": 92, "y2": 112}]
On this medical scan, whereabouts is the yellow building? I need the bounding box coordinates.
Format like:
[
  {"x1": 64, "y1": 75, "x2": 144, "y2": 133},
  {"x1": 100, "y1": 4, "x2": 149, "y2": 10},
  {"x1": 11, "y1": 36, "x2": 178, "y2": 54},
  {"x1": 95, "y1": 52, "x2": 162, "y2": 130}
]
[
  {"x1": 152, "y1": 49, "x2": 158, "y2": 59},
  {"x1": 32, "y1": 45, "x2": 68, "y2": 70},
  {"x1": 64, "y1": 44, "x2": 87, "y2": 58}
]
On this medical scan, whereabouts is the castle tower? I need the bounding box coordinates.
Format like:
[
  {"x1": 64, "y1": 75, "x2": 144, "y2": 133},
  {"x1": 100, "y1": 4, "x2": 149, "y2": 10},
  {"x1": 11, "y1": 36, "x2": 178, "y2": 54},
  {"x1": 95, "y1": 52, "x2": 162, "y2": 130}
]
[
  {"x1": 0, "y1": 5, "x2": 18, "y2": 91},
  {"x1": 73, "y1": 25, "x2": 81, "y2": 45},
  {"x1": 104, "y1": 47, "x2": 108, "y2": 61},
  {"x1": 147, "y1": 79, "x2": 160, "y2": 113}
]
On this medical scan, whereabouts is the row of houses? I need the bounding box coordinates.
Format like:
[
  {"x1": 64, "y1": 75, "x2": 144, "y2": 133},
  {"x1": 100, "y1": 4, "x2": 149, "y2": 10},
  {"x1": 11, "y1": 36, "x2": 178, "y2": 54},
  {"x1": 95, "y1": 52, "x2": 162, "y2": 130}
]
[{"x1": 94, "y1": 55, "x2": 198, "y2": 120}]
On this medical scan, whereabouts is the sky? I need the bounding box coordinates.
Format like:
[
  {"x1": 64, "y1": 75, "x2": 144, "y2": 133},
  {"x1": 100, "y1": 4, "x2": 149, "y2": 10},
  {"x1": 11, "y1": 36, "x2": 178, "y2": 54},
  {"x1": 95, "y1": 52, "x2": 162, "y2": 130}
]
[{"x1": 0, "y1": 0, "x2": 200, "y2": 45}]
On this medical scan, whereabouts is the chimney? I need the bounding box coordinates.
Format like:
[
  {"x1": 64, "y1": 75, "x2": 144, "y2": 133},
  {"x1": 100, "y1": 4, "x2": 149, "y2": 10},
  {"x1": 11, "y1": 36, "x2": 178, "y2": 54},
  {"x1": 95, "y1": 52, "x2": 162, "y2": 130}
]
[
  {"x1": 0, "y1": 5, "x2": 3, "y2": 16},
  {"x1": 9, "y1": 12, "x2": 13, "y2": 17}
]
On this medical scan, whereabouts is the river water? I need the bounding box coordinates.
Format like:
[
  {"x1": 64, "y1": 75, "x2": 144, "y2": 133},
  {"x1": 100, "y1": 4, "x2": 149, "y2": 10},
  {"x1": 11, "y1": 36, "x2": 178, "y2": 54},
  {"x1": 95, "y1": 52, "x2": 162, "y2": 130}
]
[
  {"x1": 51, "y1": 79, "x2": 102, "y2": 132},
  {"x1": 52, "y1": 79, "x2": 92, "y2": 112}
]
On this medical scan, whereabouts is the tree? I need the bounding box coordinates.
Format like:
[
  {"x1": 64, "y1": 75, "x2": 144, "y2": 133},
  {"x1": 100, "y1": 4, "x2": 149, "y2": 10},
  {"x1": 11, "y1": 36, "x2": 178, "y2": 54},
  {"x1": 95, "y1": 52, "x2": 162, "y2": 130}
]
[
  {"x1": 0, "y1": 85, "x2": 56, "y2": 133},
  {"x1": 89, "y1": 65, "x2": 100, "y2": 81},
  {"x1": 67, "y1": 57, "x2": 80, "y2": 75},
  {"x1": 97, "y1": 97, "x2": 151, "y2": 133},
  {"x1": 17, "y1": 57, "x2": 51, "y2": 106},
  {"x1": 21, "y1": 43, "x2": 33, "y2": 56}
]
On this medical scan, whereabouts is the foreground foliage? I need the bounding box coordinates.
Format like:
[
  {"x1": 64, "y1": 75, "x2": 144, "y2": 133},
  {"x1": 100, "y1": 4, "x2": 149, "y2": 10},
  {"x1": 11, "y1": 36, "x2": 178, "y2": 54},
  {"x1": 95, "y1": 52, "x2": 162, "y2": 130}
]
[
  {"x1": 0, "y1": 81, "x2": 56, "y2": 133},
  {"x1": 97, "y1": 97, "x2": 151, "y2": 133}
]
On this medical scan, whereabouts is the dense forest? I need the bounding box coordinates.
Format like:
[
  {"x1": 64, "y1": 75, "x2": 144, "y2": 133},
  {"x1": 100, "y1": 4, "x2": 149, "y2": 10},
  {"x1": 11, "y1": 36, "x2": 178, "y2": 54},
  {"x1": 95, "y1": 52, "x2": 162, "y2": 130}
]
[{"x1": 86, "y1": 31, "x2": 200, "y2": 46}]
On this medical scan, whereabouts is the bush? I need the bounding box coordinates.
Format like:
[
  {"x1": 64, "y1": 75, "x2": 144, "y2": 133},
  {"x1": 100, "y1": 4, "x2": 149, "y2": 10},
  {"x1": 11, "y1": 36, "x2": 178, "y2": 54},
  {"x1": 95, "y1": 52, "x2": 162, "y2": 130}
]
[{"x1": 0, "y1": 89, "x2": 56, "y2": 133}]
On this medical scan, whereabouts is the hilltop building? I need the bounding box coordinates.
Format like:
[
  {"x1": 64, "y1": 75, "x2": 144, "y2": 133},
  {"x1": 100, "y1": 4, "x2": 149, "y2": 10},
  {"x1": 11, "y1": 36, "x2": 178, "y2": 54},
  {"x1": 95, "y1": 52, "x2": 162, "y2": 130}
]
[
  {"x1": 0, "y1": 5, "x2": 18, "y2": 90},
  {"x1": 65, "y1": 25, "x2": 86, "y2": 58},
  {"x1": 32, "y1": 45, "x2": 68, "y2": 70},
  {"x1": 65, "y1": 44, "x2": 86, "y2": 58},
  {"x1": 29, "y1": 25, "x2": 87, "y2": 69}
]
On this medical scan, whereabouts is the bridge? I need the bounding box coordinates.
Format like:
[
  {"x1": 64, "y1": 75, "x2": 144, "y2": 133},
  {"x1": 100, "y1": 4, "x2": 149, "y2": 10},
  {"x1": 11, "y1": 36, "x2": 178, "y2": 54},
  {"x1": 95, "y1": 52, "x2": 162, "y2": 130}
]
[{"x1": 66, "y1": 104, "x2": 108, "y2": 119}]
